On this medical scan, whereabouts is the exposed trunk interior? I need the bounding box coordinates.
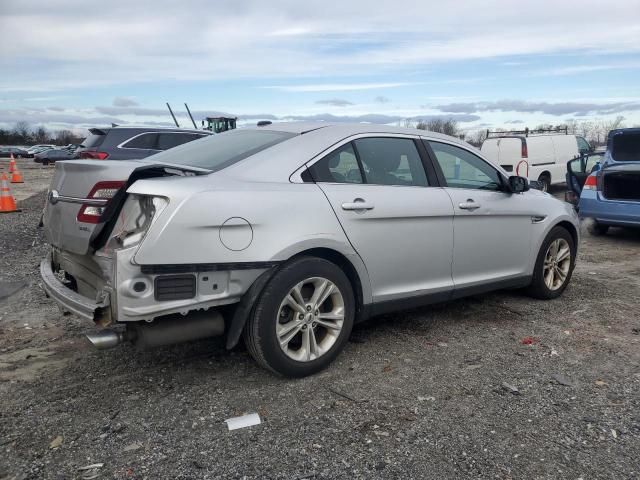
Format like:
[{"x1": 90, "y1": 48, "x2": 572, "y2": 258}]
[{"x1": 603, "y1": 171, "x2": 640, "y2": 201}]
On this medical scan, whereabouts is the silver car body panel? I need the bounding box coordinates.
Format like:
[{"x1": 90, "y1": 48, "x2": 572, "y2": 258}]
[{"x1": 41, "y1": 122, "x2": 579, "y2": 325}]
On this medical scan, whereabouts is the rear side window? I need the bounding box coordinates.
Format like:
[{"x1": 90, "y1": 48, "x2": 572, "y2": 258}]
[
  {"x1": 122, "y1": 132, "x2": 158, "y2": 149},
  {"x1": 156, "y1": 133, "x2": 207, "y2": 150},
  {"x1": 149, "y1": 129, "x2": 296, "y2": 171},
  {"x1": 308, "y1": 143, "x2": 363, "y2": 184},
  {"x1": 611, "y1": 132, "x2": 640, "y2": 162},
  {"x1": 355, "y1": 137, "x2": 428, "y2": 186}
]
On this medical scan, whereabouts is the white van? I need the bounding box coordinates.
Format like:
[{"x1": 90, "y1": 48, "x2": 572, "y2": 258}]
[{"x1": 481, "y1": 129, "x2": 592, "y2": 191}]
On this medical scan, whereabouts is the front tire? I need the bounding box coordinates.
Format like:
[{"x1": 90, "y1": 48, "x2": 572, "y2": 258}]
[
  {"x1": 244, "y1": 256, "x2": 355, "y2": 377},
  {"x1": 526, "y1": 226, "x2": 576, "y2": 300}
]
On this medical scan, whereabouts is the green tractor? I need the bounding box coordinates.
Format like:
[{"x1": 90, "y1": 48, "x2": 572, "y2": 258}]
[{"x1": 204, "y1": 117, "x2": 237, "y2": 133}]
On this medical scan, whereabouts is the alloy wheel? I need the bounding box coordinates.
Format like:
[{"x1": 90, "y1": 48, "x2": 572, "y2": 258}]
[
  {"x1": 543, "y1": 238, "x2": 571, "y2": 290},
  {"x1": 276, "y1": 277, "x2": 345, "y2": 362}
]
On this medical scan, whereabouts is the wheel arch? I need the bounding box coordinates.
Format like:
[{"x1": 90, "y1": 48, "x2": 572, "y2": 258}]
[
  {"x1": 555, "y1": 220, "x2": 578, "y2": 247},
  {"x1": 289, "y1": 247, "x2": 368, "y2": 322},
  {"x1": 226, "y1": 245, "x2": 372, "y2": 350}
]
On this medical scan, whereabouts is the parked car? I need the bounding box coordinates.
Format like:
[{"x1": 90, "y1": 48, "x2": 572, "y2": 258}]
[
  {"x1": 34, "y1": 148, "x2": 77, "y2": 165},
  {"x1": 40, "y1": 123, "x2": 579, "y2": 377},
  {"x1": 481, "y1": 129, "x2": 592, "y2": 192},
  {"x1": 76, "y1": 126, "x2": 210, "y2": 160},
  {"x1": 27, "y1": 144, "x2": 56, "y2": 152},
  {"x1": 569, "y1": 128, "x2": 640, "y2": 235},
  {"x1": 0, "y1": 147, "x2": 29, "y2": 158}
]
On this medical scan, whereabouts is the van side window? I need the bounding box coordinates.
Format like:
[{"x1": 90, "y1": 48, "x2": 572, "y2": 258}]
[
  {"x1": 577, "y1": 137, "x2": 590, "y2": 154},
  {"x1": 428, "y1": 141, "x2": 502, "y2": 191}
]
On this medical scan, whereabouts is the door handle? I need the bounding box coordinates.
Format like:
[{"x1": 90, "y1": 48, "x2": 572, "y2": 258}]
[
  {"x1": 458, "y1": 199, "x2": 481, "y2": 211},
  {"x1": 342, "y1": 198, "x2": 374, "y2": 211}
]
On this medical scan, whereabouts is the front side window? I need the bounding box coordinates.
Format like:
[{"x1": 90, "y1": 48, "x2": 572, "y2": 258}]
[
  {"x1": 354, "y1": 137, "x2": 428, "y2": 187},
  {"x1": 428, "y1": 141, "x2": 502, "y2": 191},
  {"x1": 122, "y1": 132, "x2": 158, "y2": 150},
  {"x1": 308, "y1": 143, "x2": 363, "y2": 184}
]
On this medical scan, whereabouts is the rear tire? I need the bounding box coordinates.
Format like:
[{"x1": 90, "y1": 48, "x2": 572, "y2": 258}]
[
  {"x1": 587, "y1": 221, "x2": 609, "y2": 236},
  {"x1": 244, "y1": 256, "x2": 355, "y2": 377},
  {"x1": 526, "y1": 226, "x2": 576, "y2": 300}
]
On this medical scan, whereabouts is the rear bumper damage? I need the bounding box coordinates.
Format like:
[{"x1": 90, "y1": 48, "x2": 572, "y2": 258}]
[
  {"x1": 40, "y1": 258, "x2": 109, "y2": 323},
  {"x1": 40, "y1": 247, "x2": 272, "y2": 349}
]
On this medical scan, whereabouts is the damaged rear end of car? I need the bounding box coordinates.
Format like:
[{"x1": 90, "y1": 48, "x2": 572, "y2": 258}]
[{"x1": 40, "y1": 159, "x2": 234, "y2": 349}]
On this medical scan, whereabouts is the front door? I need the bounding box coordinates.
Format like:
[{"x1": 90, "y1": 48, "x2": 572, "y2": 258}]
[
  {"x1": 426, "y1": 140, "x2": 533, "y2": 291},
  {"x1": 309, "y1": 136, "x2": 455, "y2": 303}
]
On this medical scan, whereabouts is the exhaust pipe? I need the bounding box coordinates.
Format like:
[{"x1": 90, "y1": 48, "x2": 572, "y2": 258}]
[
  {"x1": 85, "y1": 310, "x2": 225, "y2": 350},
  {"x1": 86, "y1": 330, "x2": 127, "y2": 349}
]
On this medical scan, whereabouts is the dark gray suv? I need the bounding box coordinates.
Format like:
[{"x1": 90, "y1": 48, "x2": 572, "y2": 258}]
[{"x1": 77, "y1": 126, "x2": 210, "y2": 160}]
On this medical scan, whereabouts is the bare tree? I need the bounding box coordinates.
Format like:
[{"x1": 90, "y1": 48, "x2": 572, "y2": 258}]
[
  {"x1": 466, "y1": 129, "x2": 488, "y2": 147},
  {"x1": 12, "y1": 121, "x2": 31, "y2": 144},
  {"x1": 33, "y1": 126, "x2": 49, "y2": 144},
  {"x1": 416, "y1": 118, "x2": 461, "y2": 137}
]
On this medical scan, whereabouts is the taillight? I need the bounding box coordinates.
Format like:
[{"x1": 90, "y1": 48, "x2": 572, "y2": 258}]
[
  {"x1": 79, "y1": 151, "x2": 109, "y2": 160},
  {"x1": 76, "y1": 181, "x2": 125, "y2": 224},
  {"x1": 583, "y1": 174, "x2": 598, "y2": 191},
  {"x1": 521, "y1": 141, "x2": 528, "y2": 158}
]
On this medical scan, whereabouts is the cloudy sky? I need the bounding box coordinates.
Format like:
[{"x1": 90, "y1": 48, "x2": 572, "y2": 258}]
[{"x1": 1, "y1": 0, "x2": 640, "y2": 133}]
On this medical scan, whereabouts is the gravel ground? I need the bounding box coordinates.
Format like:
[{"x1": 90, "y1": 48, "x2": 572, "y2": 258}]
[{"x1": 1, "y1": 166, "x2": 639, "y2": 479}]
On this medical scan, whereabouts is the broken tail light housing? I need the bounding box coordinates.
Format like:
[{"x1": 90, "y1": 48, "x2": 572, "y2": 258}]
[
  {"x1": 79, "y1": 151, "x2": 109, "y2": 160},
  {"x1": 77, "y1": 181, "x2": 125, "y2": 223},
  {"x1": 583, "y1": 174, "x2": 598, "y2": 191},
  {"x1": 106, "y1": 195, "x2": 169, "y2": 249}
]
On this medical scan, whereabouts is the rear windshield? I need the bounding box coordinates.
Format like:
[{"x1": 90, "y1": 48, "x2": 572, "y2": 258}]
[
  {"x1": 81, "y1": 132, "x2": 106, "y2": 149},
  {"x1": 149, "y1": 129, "x2": 296, "y2": 171},
  {"x1": 611, "y1": 132, "x2": 640, "y2": 162}
]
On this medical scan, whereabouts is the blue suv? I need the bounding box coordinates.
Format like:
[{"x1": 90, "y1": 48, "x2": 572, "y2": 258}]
[{"x1": 569, "y1": 128, "x2": 640, "y2": 235}]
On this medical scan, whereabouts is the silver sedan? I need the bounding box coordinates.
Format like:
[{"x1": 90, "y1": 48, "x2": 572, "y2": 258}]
[{"x1": 41, "y1": 122, "x2": 579, "y2": 377}]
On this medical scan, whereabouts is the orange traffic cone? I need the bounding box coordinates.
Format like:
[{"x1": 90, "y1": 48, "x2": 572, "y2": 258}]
[
  {"x1": 0, "y1": 172, "x2": 18, "y2": 213},
  {"x1": 11, "y1": 164, "x2": 23, "y2": 183},
  {"x1": 9, "y1": 154, "x2": 16, "y2": 173}
]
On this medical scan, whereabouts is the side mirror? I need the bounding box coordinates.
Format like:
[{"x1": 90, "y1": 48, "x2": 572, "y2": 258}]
[{"x1": 508, "y1": 175, "x2": 529, "y2": 193}]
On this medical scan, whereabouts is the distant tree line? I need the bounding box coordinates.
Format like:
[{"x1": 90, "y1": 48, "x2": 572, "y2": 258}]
[
  {"x1": 0, "y1": 121, "x2": 84, "y2": 146},
  {"x1": 402, "y1": 115, "x2": 635, "y2": 148}
]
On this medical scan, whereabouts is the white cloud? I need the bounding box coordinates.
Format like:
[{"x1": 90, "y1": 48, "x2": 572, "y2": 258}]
[
  {"x1": 1, "y1": 0, "x2": 639, "y2": 91},
  {"x1": 263, "y1": 82, "x2": 416, "y2": 92}
]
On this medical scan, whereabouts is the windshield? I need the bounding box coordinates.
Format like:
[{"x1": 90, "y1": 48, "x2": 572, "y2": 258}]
[
  {"x1": 612, "y1": 132, "x2": 640, "y2": 162},
  {"x1": 150, "y1": 129, "x2": 296, "y2": 171}
]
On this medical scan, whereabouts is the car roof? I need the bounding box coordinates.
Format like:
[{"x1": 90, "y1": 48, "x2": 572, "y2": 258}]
[{"x1": 89, "y1": 126, "x2": 209, "y2": 135}]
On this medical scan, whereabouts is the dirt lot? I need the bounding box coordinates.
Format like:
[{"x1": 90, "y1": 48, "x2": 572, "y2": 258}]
[{"x1": 1, "y1": 158, "x2": 639, "y2": 479}]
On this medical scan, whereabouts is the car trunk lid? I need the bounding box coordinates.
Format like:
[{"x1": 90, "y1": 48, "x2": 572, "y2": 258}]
[{"x1": 43, "y1": 160, "x2": 210, "y2": 255}]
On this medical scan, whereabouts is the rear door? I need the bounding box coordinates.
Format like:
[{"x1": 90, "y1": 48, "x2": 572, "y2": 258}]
[
  {"x1": 309, "y1": 135, "x2": 455, "y2": 303},
  {"x1": 426, "y1": 140, "x2": 533, "y2": 291}
]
